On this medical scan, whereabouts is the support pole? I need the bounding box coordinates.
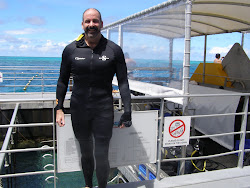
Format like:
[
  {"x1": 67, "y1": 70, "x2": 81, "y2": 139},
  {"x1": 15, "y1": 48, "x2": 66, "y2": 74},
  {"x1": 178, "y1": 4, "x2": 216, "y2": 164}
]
[
  {"x1": 156, "y1": 98, "x2": 165, "y2": 180},
  {"x1": 241, "y1": 32, "x2": 245, "y2": 49},
  {"x1": 118, "y1": 25, "x2": 123, "y2": 49},
  {"x1": 238, "y1": 96, "x2": 249, "y2": 168},
  {"x1": 179, "y1": 0, "x2": 192, "y2": 175},
  {"x1": 0, "y1": 103, "x2": 19, "y2": 169},
  {"x1": 107, "y1": 29, "x2": 110, "y2": 40},
  {"x1": 53, "y1": 102, "x2": 57, "y2": 188},
  {"x1": 202, "y1": 35, "x2": 207, "y2": 84}
]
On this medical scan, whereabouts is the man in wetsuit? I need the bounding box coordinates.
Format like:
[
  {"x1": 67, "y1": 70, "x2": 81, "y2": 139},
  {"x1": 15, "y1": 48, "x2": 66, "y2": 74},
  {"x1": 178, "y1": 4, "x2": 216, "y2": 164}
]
[{"x1": 56, "y1": 8, "x2": 131, "y2": 188}]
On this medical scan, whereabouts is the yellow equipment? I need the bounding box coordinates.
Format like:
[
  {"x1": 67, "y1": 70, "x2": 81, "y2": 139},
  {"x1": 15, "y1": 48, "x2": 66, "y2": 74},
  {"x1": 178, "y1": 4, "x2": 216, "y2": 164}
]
[{"x1": 190, "y1": 63, "x2": 233, "y2": 88}]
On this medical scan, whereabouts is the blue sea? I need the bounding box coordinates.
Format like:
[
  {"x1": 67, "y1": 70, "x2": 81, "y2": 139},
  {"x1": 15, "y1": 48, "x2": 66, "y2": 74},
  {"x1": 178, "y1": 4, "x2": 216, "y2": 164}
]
[{"x1": 0, "y1": 56, "x2": 201, "y2": 93}]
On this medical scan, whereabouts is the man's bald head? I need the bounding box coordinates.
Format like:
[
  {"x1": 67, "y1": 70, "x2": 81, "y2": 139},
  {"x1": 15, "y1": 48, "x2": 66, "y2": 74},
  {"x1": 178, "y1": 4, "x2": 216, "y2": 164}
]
[{"x1": 83, "y1": 8, "x2": 102, "y2": 22}]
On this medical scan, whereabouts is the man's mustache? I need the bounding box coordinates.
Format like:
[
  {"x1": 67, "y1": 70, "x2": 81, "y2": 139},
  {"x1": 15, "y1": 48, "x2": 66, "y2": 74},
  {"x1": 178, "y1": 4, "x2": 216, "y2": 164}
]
[{"x1": 86, "y1": 26, "x2": 98, "y2": 31}]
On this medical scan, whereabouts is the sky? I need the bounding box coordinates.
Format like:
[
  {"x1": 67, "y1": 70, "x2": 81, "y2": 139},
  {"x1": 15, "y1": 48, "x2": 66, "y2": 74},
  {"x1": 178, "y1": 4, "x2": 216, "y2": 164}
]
[{"x1": 0, "y1": 0, "x2": 249, "y2": 61}]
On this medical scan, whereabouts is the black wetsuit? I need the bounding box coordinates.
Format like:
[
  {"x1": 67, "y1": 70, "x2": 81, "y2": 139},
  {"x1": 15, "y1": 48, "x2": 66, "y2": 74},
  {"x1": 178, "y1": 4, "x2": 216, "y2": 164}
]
[{"x1": 56, "y1": 34, "x2": 131, "y2": 188}]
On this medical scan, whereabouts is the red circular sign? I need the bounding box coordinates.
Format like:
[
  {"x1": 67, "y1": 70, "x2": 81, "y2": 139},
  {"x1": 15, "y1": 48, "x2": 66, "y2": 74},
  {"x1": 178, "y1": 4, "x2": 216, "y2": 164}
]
[{"x1": 169, "y1": 119, "x2": 185, "y2": 138}]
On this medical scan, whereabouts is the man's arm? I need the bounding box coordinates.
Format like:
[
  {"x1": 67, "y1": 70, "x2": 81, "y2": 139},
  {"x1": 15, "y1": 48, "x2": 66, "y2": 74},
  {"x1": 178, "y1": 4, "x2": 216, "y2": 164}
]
[
  {"x1": 55, "y1": 46, "x2": 72, "y2": 126},
  {"x1": 115, "y1": 47, "x2": 132, "y2": 127}
]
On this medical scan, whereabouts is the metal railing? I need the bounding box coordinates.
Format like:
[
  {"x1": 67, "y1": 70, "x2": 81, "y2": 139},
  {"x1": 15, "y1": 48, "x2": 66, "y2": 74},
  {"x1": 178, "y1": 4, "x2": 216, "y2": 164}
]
[
  {"x1": 0, "y1": 66, "x2": 60, "y2": 93},
  {"x1": 0, "y1": 66, "x2": 183, "y2": 93},
  {"x1": 0, "y1": 93, "x2": 250, "y2": 187},
  {"x1": 1, "y1": 66, "x2": 250, "y2": 93},
  {"x1": 0, "y1": 99, "x2": 57, "y2": 187}
]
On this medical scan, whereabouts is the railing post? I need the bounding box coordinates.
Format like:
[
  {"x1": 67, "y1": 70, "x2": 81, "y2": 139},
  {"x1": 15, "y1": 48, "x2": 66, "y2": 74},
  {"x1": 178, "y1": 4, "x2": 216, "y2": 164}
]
[
  {"x1": 179, "y1": 0, "x2": 192, "y2": 175},
  {"x1": 42, "y1": 71, "x2": 44, "y2": 93},
  {"x1": 224, "y1": 77, "x2": 228, "y2": 88},
  {"x1": 238, "y1": 96, "x2": 249, "y2": 168},
  {"x1": 0, "y1": 103, "x2": 19, "y2": 173},
  {"x1": 202, "y1": 35, "x2": 207, "y2": 84},
  {"x1": 14, "y1": 72, "x2": 16, "y2": 93},
  {"x1": 52, "y1": 101, "x2": 57, "y2": 188},
  {"x1": 156, "y1": 98, "x2": 164, "y2": 180}
]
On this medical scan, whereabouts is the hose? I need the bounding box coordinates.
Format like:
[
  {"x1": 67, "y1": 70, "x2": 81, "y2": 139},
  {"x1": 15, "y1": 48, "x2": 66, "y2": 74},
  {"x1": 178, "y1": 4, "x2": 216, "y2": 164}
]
[{"x1": 191, "y1": 150, "x2": 206, "y2": 172}]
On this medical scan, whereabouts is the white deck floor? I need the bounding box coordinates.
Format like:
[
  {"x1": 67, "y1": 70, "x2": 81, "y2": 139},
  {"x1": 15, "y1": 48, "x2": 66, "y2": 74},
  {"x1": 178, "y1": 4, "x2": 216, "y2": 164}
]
[
  {"x1": 107, "y1": 166, "x2": 250, "y2": 188},
  {"x1": 0, "y1": 92, "x2": 58, "y2": 101},
  {"x1": 0, "y1": 92, "x2": 70, "y2": 109}
]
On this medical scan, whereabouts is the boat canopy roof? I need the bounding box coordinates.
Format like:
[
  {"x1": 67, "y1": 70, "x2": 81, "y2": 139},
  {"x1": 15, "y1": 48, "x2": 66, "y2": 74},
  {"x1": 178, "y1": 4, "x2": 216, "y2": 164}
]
[{"x1": 102, "y1": 0, "x2": 250, "y2": 39}]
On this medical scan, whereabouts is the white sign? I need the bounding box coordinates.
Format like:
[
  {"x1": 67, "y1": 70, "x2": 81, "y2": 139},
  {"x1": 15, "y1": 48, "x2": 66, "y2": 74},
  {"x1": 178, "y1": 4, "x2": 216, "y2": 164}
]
[
  {"x1": 163, "y1": 116, "x2": 191, "y2": 147},
  {"x1": 0, "y1": 72, "x2": 3, "y2": 82},
  {"x1": 57, "y1": 111, "x2": 158, "y2": 173}
]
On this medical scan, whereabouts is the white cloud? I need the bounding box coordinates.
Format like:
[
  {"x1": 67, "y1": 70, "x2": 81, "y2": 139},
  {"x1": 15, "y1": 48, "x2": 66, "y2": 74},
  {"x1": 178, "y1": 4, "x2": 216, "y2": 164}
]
[
  {"x1": 5, "y1": 28, "x2": 47, "y2": 35},
  {"x1": 58, "y1": 42, "x2": 68, "y2": 47},
  {"x1": 0, "y1": 37, "x2": 67, "y2": 57},
  {"x1": 0, "y1": 34, "x2": 22, "y2": 43},
  {"x1": 38, "y1": 40, "x2": 67, "y2": 52},
  {"x1": 25, "y1": 16, "x2": 46, "y2": 26},
  {"x1": 19, "y1": 38, "x2": 33, "y2": 44},
  {"x1": 19, "y1": 44, "x2": 29, "y2": 50},
  {"x1": 209, "y1": 45, "x2": 233, "y2": 55}
]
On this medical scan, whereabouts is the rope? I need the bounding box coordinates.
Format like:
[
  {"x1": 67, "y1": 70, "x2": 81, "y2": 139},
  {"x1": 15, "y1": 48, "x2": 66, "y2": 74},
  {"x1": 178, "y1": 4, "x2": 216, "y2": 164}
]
[{"x1": 23, "y1": 75, "x2": 37, "y2": 91}]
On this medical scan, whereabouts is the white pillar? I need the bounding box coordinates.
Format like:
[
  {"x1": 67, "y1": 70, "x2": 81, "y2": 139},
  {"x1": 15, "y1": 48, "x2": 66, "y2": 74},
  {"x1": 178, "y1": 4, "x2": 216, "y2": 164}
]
[
  {"x1": 202, "y1": 35, "x2": 207, "y2": 83},
  {"x1": 241, "y1": 32, "x2": 245, "y2": 49},
  {"x1": 182, "y1": 0, "x2": 192, "y2": 96},
  {"x1": 107, "y1": 29, "x2": 110, "y2": 40},
  {"x1": 118, "y1": 25, "x2": 123, "y2": 49},
  {"x1": 179, "y1": 0, "x2": 192, "y2": 176}
]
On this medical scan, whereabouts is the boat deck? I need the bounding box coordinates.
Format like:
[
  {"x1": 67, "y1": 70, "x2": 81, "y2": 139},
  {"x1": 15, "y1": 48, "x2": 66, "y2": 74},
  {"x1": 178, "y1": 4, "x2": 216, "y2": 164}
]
[
  {"x1": 0, "y1": 92, "x2": 57, "y2": 101},
  {"x1": 0, "y1": 92, "x2": 69, "y2": 109},
  {"x1": 107, "y1": 166, "x2": 250, "y2": 188}
]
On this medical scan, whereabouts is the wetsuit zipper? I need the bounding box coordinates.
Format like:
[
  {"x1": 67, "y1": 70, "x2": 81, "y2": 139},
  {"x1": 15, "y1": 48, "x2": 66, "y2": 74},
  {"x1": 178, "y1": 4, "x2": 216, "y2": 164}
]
[{"x1": 89, "y1": 50, "x2": 94, "y2": 98}]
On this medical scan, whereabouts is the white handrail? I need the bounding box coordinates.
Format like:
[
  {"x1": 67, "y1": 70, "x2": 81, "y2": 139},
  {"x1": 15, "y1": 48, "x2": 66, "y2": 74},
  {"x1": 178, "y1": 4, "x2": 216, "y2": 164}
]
[{"x1": 0, "y1": 103, "x2": 19, "y2": 169}]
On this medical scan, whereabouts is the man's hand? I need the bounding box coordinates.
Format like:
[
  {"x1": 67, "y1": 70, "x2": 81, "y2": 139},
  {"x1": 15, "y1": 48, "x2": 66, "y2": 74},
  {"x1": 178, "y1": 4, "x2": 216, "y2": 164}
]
[
  {"x1": 118, "y1": 112, "x2": 132, "y2": 128},
  {"x1": 56, "y1": 109, "x2": 65, "y2": 127}
]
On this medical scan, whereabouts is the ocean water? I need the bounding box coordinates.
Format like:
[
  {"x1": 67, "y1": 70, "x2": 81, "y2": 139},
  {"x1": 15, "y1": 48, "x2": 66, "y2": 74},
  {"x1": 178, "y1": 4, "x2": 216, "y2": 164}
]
[
  {"x1": 0, "y1": 56, "x2": 201, "y2": 93},
  {"x1": 1, "y1": 151, "x2": 118, "y2": 188}
]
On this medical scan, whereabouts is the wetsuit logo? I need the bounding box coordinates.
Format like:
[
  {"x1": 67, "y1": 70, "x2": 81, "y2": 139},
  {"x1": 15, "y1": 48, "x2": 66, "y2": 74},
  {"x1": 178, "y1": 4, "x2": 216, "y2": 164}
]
[
  {"x1": 99, "y1": 55, "x2": 109, "y2": 61},
  {"x1": 75, "y1": 57, "x2": 86, "y2": 60}
]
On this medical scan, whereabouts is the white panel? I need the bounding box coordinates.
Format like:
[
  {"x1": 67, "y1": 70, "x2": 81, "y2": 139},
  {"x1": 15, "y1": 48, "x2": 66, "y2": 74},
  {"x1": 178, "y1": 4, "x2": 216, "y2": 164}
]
[
  {"x1": 57, "y1": 115, "x2": 82, "y2": 173},
  {"x1": 57, "y1": 111, "x2": 158, "y2": 173}
]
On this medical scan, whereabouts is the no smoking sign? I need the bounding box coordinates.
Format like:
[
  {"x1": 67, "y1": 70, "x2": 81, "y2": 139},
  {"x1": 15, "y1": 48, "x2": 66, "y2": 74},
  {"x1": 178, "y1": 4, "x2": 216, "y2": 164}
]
[{"x1": 163, "y1": 116, "x2": 191, "y2": 147}]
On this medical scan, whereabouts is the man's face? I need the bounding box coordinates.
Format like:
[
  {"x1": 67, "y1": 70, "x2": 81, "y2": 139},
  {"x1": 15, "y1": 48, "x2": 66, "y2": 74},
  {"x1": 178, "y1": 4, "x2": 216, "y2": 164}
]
[{"x1": 82, "y1": 9, "x2": 103, "y2": 39}]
